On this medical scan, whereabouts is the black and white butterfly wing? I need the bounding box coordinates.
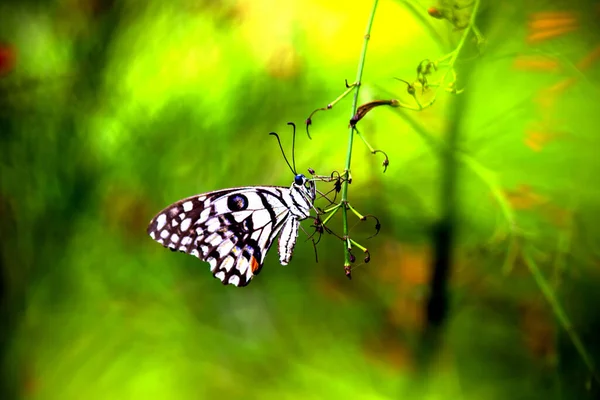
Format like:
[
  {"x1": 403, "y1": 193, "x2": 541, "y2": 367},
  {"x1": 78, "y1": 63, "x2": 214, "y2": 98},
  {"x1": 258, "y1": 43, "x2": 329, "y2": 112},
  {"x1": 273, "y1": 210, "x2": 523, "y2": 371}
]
[{"x1": 147, "y1": 186, "x2": 293, "y2": 287}]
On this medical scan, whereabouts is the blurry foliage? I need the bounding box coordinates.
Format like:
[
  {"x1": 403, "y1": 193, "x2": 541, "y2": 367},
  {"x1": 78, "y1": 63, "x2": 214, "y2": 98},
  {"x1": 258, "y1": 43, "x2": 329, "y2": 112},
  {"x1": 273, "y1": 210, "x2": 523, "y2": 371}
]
[{"x1": 1, "y1": 0, "x2": 600, "y2": 399}]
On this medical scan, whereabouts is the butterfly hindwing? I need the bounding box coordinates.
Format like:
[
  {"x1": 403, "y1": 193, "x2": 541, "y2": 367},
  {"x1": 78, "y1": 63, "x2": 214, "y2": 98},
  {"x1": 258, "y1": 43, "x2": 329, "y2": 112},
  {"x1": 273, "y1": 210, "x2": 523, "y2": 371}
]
[{"x1": 147, "y1": 186, "x2": 293, "y2": 286}]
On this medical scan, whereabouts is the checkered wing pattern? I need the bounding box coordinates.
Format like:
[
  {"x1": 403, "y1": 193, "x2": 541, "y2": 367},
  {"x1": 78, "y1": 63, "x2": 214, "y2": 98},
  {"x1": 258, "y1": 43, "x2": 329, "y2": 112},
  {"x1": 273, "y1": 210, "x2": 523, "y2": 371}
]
[{"x1": 147, "y1": 180, "x2": 314, "y2": 286}]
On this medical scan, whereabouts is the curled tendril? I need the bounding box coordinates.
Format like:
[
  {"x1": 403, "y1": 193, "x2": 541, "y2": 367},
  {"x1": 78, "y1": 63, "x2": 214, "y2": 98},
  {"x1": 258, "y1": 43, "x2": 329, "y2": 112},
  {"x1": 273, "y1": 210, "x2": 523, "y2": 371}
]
[
  {"x1": 311, "y1": 239, "x2": 319, "y2": 263},
  {"x1": 363, "y1": 214, "x2": 381, "y2": 239},
  {"x1": 364, "y1": 249, "x2": 371, "y2": 263},
  {"x1": 332, "y1": 172, "x2": 343, "y2": 194},
  {"x1": 394, "y1": 78, "x2": 416, "y2": 96},
  {"x1": 312, "y1": 170, "x2": 347, "y2": 204},
  {"x1": 305, "y1": 103, "x2": 333, "y2": 139},
  {"x1": 372, "y1": 149, "x2": 389, "y2": 173},
  {"x1": 306, "y1": 79, "x2": 358, "y2": 139},
  {"x1": 305, "y1": 216, "x2": 324, "y2": 246}
]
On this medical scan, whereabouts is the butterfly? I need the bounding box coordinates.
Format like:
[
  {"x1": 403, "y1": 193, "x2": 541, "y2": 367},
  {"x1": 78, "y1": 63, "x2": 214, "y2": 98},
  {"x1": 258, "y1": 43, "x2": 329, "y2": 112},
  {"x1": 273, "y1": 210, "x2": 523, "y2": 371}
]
[
  {"x1": 147, "y1": 123, "x2": 320, "y2": 287},
  {"x1": 146, "y1": 174, "x2": 316, "y2": 286}
]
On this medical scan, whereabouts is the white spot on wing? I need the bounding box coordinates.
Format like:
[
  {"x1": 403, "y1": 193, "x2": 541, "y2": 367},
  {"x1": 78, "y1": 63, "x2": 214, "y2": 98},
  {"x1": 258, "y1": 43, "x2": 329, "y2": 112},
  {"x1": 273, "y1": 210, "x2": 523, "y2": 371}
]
[
  {"x1": 215, "y1": 270, "x2": 225, "y2": 281},
  {"x1": 221, "y1": 256, "x2": 234, "y2": 272},
  {"x1": 228, "y1": 275, "x2": 240, "y2": 286},
  {"x1": 181, "y1": 236, "x2": 192, "y2": 246},
  {"x1": 171, "y1": 233, "x2": 179, "y2": 243},
  {"x1": 190, "y1": 249, "x2": 200, "y2": 258},
  {"x1": 199, "y1": 208, "x2": 210, "y2": 223},
  {"x1": 217, "y1": 240, "x2": 234, "y2": 259},
  {"x1": 209, "y1": 234, "x2": 222, "y2": 247},
  {"x1": 160, "y1": 230, "x2": 169, "y2": 239},
  {"x1": 232, "y1": 211, "x2": 252, "y2": 222},
  {"x1": 207, "y1": 257, "x2": 218, "y2": 273},
  {"x1": 182, "y1": 201, "x2": 193, "y2": 212},
  {"x1": 149, "y1": 231, "x2": 156, "y2": 239},
  {"x1": 171, "y1": 219, "x2": 179, "y2": 227},
  {"x1": 206, "y1": 219, "x2": 220, "y2": 233},
  {"x1": 156, "y1": 214, "x2": 167, "y2": 230},
  {"x1": 180, "y1": 218, "x2": 192, "y2": 232},
  {"x1": 245, "y1": 263, "x2": 253, "y2": 282},
  {"x1": 237, "y1": 257, "x2": 249, "y2": 277},
  {"x1": 179, "y1": 213, "x2": 185, "y2": 220}
]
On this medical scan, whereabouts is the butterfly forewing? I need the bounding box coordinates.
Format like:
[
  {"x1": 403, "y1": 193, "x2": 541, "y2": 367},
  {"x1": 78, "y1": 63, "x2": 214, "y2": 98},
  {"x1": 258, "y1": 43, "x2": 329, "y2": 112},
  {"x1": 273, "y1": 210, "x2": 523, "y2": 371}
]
[{"x1": 147, "y1": 186, "x2": 296, "y2": 286}]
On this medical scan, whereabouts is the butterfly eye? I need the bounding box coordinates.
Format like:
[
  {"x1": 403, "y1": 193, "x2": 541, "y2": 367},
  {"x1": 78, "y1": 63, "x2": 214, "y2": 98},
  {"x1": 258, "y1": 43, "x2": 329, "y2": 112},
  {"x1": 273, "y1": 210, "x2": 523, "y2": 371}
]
[{"x1": 294, "y1": 174, "x2": 305, "y2": 186}]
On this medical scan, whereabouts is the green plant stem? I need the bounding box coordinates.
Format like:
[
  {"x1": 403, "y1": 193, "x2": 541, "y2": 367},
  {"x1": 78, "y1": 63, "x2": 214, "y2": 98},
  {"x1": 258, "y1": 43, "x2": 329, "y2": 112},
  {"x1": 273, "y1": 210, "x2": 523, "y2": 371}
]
[
  {"x1": 414, "y1": 0, "x2": 481, "y2": 111},
  {"x1": 421, "y1": 0, "x2": 481, "y2": 356},
  {"x1": 340, "y1": 0, "x2": 379, "y2": 264},
  {"x1": 522, "y1": 250, "x2": 600, "y2": 385},
  {"x1": 442, "y1": 0, "x2": 480, "y2": 80}
]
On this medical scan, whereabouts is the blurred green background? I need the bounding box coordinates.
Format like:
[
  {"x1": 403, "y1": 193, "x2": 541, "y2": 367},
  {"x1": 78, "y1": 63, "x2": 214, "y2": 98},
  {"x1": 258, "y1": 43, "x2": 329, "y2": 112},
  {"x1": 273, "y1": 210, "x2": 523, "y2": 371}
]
[{"x1": 1, "y1": 0, "x2": 600, "y2": 399}]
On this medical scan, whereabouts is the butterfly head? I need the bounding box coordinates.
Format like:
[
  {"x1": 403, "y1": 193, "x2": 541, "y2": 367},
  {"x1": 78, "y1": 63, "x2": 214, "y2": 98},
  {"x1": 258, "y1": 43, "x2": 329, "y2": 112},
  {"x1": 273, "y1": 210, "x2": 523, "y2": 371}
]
[
  {"x1": 292, "y1": 173, "x2": 315, "y2": 203},
  {"x1": 294, "y1": 174, "x2": 307, "y2": 186}
]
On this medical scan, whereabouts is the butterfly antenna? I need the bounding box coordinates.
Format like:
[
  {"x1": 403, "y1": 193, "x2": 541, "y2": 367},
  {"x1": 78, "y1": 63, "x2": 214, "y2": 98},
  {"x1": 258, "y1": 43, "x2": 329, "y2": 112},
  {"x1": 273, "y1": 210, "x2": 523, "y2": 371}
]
[
  {"x1": 287, "y1": 122, "x2": 298, "y2": 175},
  {"x1": 269, "y1": 130, "x2": 296, "y2": 174}
]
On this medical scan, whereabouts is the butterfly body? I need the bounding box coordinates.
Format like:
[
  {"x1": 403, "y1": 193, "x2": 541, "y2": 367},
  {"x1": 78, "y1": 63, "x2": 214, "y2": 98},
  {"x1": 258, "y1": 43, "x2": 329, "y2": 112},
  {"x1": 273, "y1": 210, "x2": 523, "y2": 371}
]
[{"x1": 147, "y1": 175, "x2": 316, "y2": 286}]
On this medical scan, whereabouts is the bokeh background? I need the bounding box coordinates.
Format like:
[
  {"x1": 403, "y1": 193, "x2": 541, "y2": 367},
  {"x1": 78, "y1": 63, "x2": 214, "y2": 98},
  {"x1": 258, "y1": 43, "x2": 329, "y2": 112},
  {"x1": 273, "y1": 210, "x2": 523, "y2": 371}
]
[{"x1": 1, "y1": 0, "x2": 600, "y2": 399}]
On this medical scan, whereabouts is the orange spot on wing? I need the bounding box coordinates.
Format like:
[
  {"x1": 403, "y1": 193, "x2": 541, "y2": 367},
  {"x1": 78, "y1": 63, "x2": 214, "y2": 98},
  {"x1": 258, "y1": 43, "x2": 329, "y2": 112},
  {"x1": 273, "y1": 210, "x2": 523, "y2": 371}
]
[{"x1": 250, "y1": 256, "x2": 260, "y2": 273}]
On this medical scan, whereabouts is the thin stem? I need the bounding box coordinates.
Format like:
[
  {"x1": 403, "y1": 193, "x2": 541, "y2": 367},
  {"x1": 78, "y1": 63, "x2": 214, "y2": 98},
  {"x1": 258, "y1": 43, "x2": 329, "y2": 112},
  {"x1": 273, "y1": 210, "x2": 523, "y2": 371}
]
[
  {"x1": 329, "y1": 83, "x2": 358, "y2": 108},
  {"x1": 522, "y1": 250, "x2": 600, "y2": 385},
  {"x1": 321, "y1": 205, "x2": 342, "y2": 226},
  {"x1": 347, "y1": 203, "x2": 365, "y2": 220},
  {"x1": 420, "y1": 0, "x2": 481, "y2": 109},
  {"x1": 354, "y1": 129, "x2": 376, "y2": 152},
  {"x1": 340, "y1": 0, "x2": 379, "y2": 266},
  {"x1": 445, "y1": 0, "x2": 480, "y2": 71},
  {"x1": 349, "y1": 238, "x2": 368, "y2": 252},
  {"x1": 455, "y1": 152, "x2": 519, "y2": 273}
]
